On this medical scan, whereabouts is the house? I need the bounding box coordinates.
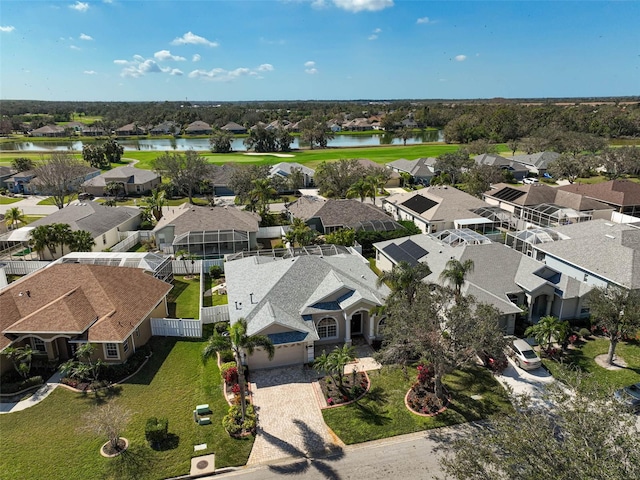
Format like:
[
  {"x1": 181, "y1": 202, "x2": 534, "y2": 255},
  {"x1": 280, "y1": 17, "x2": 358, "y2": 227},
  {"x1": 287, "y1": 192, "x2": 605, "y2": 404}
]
[
  {"x1": 0, "y1": 263, "x2": 172, "y2": 374},
  {"x1": 354, "y1": 158, "x2": 401, "y2": 187},
  {"x1": 387, "y1": 157, "x2": 439, "y2": 185},
  {"x1": 224, "y1": 249, "x2": 390, "y2": 368},
  {"x1": 557, "y1": 180, "x2": 640, "y2": 218},
  {"x1": 286, "y1": 197, "x2": 402, "y2": 234},
  {"x1": 374, "y1": 231, "x2": 592, "y2": 334},
  {"x1": 343, "y1": 118, "x2": 373, "y2": 131},
  {"x1": 152, "y1": 204, "x2": 260, "y2": 257},
  {"x1": 115, "y1": 123, "x2": 146, "y2": 136},
  {"x1": 484, "y1": 182, "x2": 613, "y2": 229},
  {"x1": 29, "y1": 125, "x2": 66, "y2": 137},
  {"x1": 150, "y1": 121, "x2": 180, "y2": 136},
  {"x1": 81, "y1": 165, "x2": 161, "y2": 197},
  {"x1": 185, "y1": 121, "x2": 213, "y2": 135},
  {"x1": 474, "y1": 153, "x2": 530, "y2": 181},
  {"x1": 207, "y1": 164, "x2": 239, "y2": 197},
  {"x1": 221, "y1": 122, "x2": 247, "y2": 134},
  {"x1": 0, "y1": 166, "x2": 16, "y2": 189},
  {"x1": 5, "y1": 201, "x2": 141, "y2": 258},
  {"x1": 266, "y1": 120, "x2": 290, "y2": 131},
  {"x1": 81, "y1": 126, "x2": 107, "y2": 137},
  {"x1": 382, "y1": 186, "x2": 494, "y2": 234},
  {"x1": 4, "y1": 166, "x2": 101, "y2": 195},
  {"x1": 269, "y1": 162, "x2": 315, "y2": 188},
  {"x1": 4, "y1": 170, "x2": 38, "y2": 194},
  {"x1": 510, "y1": 151, "x2": 560, "y2": 175},
  {"x1": 508, "y1": 219, "x2": 640, "y2": 291}
]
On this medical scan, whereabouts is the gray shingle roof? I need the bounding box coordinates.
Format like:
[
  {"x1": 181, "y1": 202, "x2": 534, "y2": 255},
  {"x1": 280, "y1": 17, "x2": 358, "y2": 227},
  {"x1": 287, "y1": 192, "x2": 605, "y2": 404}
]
[
  {"x1": 82, "y1": 166, "x2": 159, "y2": 188},
  {"x1": 269, "y1": 162, "x2": 315, "y2": 178},
  {"x1": 153, "y1": 204, "x2": 260, "y2": 236},
  {"x1": 385, "y1": 186, "x2": 489, "y2": 222},
  {"x1": 511, "y1": 151, "x2": 559, "y2": 170},
  {"x1": 387, "y1": 157, "x2": 437, "y2": 178}
]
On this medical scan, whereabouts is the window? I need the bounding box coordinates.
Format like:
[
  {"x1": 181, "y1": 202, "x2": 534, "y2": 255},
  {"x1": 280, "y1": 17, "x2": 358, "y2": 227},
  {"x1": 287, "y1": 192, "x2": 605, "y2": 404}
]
[
  {"x1": 377, "y1": 317, "x2": 386, "y2": 335},
  {"x1": 136, "y1": 326, "x2": 140, "y2": 338},
  {"x1": 32, "y1": 338, "x2": 46, "y2": 353},
  {"x1": 317, "y1": 317, "x2": 337, "y2": 339},
  {"x1": 102, "y1": 234, "x2": 107, "y2": 245},
  {"x1": 105, "y1": 343, "x2": 119, "y2": 359},
  {"x1": 123, "y1": 338, "x2": 129, "y2": 353}
]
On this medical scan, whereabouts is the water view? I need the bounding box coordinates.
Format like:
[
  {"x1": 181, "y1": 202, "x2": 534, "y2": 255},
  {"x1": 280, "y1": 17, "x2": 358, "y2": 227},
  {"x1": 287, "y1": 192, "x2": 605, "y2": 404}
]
[{"x1": 0, "y1": 130, "x2": 443, "y2": 152}]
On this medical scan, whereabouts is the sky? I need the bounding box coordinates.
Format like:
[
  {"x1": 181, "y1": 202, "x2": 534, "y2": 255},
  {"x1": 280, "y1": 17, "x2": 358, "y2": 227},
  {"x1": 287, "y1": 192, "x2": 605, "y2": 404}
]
[{"x1": 0, "y1": 0, "x2": 639, "y2": 102}]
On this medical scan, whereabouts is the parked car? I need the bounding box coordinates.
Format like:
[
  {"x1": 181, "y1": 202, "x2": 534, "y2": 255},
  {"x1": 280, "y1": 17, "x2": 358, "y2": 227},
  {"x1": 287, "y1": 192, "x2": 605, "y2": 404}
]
[
  {"x1": 507, "y1": 338, "x2": 542, "y2": 370},
  {"x1": 523, "y1": 177, "x2": 539, "y2": 184},
  {"x1": 479, "y1": 350, "x2": 508, "y2": 373},
  {"x1": 78, "y1": 192, "x2": 94, "y2": 201},
  {"x1": 614, "y1": 382, "x2": 640, "y2": 412}
]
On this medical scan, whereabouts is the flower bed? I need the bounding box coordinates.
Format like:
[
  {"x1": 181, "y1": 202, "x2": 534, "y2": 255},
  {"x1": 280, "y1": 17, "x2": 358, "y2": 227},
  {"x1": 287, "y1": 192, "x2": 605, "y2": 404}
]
[
  {"x1": 404, "y1": 363, "x2": 449, "y2": 416},
  {"x1": 318, "y1": 371, "x2": 368, "y2": 406}
]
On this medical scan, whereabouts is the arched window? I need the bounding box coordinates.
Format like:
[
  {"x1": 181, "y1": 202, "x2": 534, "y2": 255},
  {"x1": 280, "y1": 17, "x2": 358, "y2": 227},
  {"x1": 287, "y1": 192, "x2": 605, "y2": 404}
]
[
  {"x1": 317, "y1": 317, "x2": 338, "y2": 339},
  {"x1": 377, "y1": 317, "x2": 386, "y2": 336}
]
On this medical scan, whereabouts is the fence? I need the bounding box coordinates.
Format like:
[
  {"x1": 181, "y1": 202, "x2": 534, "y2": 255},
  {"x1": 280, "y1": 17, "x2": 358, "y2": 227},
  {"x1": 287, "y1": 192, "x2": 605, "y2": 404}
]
[
  {"x1": 0, "y1": 261, "x2": 51, "y2": 275},
  {"x1": 257, "y1": 225, "x2": 290, "y2": 239},
  {"x1": 150, "y1": 318, "x2": 202, "y2": 337},
  {"x1": 200, "y1": 305, "x2": 230, "y2": 324},
  {"x1": 111, "y1": 231, "x2": 140, "y2": 252}
]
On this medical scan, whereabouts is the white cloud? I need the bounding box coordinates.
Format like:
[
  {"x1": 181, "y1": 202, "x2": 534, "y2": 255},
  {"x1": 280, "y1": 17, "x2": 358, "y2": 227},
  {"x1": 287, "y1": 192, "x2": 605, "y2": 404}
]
[
  {"x1": 311, "y1": 0, "x2": 327, "y2": 8},
  {"x1": 304, "y1": 61, "x2": 316, "y2": 68},
  {"x1": 117, "y1": 55, "x2": 176, "y2": 78},
  {"x1": 171, "y1": 32, "x2": 218, "y2": 47},
  {"x1": 154, "y1": 50, "x2": 186, "y2": 61},
  {"x1": 170, "y1": 69, "x2": 184, "y2": 76},
  {"x1": 305, "y1": 61, "x2": 318, "y2": 74},
  {"x1": 258, "y1": 63, "x2": 274, "y2": 72},
  {"x1": 83, "y1": 70, "x2": 97, "y2": 75},
  {"x1": 70, "y1": 2, "x2": 89, "y2": 12},
  {"x1": 113, "y1": 59, "x2": 129, "y2": 65},
  {"x1": 103, "y1": 0, "x2": 113, "y2": 3},
  {"x1": 70, "y1": 45, "x2": 81, "y2": 51},
  {"x1": 192, "y1": 54, "x2": 201, "y2": 62},
  {"x1": 455, "y1": 55, "x2": 467, "y2": 62},
  {"x1": 79, "y1": 33, "x2": 93, "y2": 41},
  {"x1": 188, "y1": 64, "x2": 274, "y2": 82},
  {"x1": 260, "y1": 37, "x2": 286, "y2": 46},
  {"x1": 416, "y1": 17, "x2": 430, "y2": 24},
  {"x1": 0, "y1": 26, "x2": 15, "y2": 33},
  {"x1": 332, "y1": 0, "x2": 393, "y2": 13},
  {"x1": 368, "y1": 27, "x2": 381, "y2": 40}
]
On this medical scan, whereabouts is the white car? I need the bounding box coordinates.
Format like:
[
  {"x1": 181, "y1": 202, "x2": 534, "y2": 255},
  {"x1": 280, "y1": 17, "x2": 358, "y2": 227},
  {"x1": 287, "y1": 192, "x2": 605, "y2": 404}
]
[
  {"x1": 523, "y1": 177, "x2": 539, "y2": 184},
  {"x1": 507, "y1": 338, "x2": 542, "y2": 371}
]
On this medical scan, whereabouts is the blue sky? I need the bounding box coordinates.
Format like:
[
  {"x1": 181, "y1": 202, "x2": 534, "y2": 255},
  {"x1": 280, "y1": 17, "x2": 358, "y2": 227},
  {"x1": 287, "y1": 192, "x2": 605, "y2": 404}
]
[{"x1": 1, "y1": 0, "x2": 638, "y2": 101}]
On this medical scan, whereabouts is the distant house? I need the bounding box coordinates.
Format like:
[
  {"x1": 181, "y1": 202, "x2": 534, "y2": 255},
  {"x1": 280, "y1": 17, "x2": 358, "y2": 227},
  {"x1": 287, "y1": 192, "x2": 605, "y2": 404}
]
[
  {"x1": 343, "y1": 118, "x2": 372, "y2": 131},
  {"x1": 115, "y1": 123, "x2": 146, "y2": 136},
  {"x1": 387, "y1": 157, "x2": 438, "y2": 185},
  {"x1": 286, "y1": 197, "x2": 402, "y2": 234},
  {"x1": 510, "y1": 151, "x2": 560, "y2": 175},
  {"x1": 557, "y1": 180, "x2": 640, "y2": 218},
  {"x1": 150, "y1": 121, "x2": 180, "y2": 136},
  {"x1": 0, "y1": 263, "x2": 172, "y2": 373},
  {"x1": 269, "y1": 162, "x2": 315, "y2": 188},
  {"x1": 354, "y1": 158, "x2": 401, "y2": 187},
  {"x1": 474, "y1": 153, "x2": 529, "y2": 181},
  {"x1": 185, "y1": 121, "x2": 213, "y2": 135},
  {"x1": 221, "y1": 122, "x2": 247, "y2": 134},
  {"x1": 81, "y1": 126, "x2": 106, "y2": 137},
  {"x1": 152, "y1": 204, "x2": 260, "y2": 257},
  {"x1": 5, "y1": 166, "x2": 100, "y2": 195},
  {"x1": 266, "y1": 120, "x2": 290, "y2": 131},
  {"x1": 382, "y1": 186, "x2": 493, "y2": 234},
  {"x1": 0, "y1": 166, "x2": 16, "y2": 189},
  {"x1": 5, "y1": 201, "x2": 141, "y2": 258},
  {"x1": 208, "y1": 164, "x2": 239, "y2": 196},
  {"x1": 29, "y1": 125, "x2": 66, "y2": 137},
  {"x1": 81, "y1": 165, "x2": 161, "y2": 197}
]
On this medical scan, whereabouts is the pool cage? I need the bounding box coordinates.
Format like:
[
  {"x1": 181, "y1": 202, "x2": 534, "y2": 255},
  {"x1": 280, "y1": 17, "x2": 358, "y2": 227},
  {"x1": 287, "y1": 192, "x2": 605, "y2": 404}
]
[
  {"x1": 170, "y1": 230, "x2": 252, "y2": 258},
  {"x1": 520, "y1": 203, "x2": 592, "y2": 228},
  {"x1": 431, "y1": 228, "x2": 492, "y2": 247},
  {"x1": 225, "y1": 244, "x2": 350, "y2": 262},
  {"x1": 506, "y1": 227, "x2": 571, "y2": 257}
]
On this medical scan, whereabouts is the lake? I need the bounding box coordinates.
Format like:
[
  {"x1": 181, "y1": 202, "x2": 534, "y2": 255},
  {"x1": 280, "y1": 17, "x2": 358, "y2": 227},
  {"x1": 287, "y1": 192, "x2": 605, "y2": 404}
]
[{"x1": 0, "y1": 130, "x2": 444, "y2": 152}]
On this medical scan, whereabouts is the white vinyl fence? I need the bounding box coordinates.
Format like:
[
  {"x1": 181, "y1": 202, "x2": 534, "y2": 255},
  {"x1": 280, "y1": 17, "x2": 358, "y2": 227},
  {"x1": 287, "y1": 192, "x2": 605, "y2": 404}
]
[
  {"x1": 150, "y1": 318, "x2": 202, "y2": 337},
  {"x1": 0, "y1": 261, "x2": 51, "y2": 275},
  {"x1": 201, "y1": 305, "x2": 230, "y2": 324}
]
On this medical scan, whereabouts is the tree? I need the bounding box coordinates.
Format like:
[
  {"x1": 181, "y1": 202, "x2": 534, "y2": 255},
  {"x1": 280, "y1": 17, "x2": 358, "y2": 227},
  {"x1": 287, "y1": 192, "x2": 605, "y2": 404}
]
[
  {"x1": 287, "y1": 167, "x2": 305, "y2": 191},
  {"x1": 439, "y1": 373, "x2": 640, "y2": 480},
  {"x1": 79, "y1": 402, "x2": 133, "y2": 452},
  {"x1": 313, "y1": 344, "x2": 356, "y2": 389},
  {"x1": 34, "y1": 152, "x2": 89, "y2": 209},
  {"x1": 365, "y1": 169, "x2": 390, "y2": 205},
  {"x1": 152, "y1": 150, "x2": 210, "y2": 204},
  {"x1": 29, "y1": 224, "x2": 57, "y2": 259},
  {"x1": 300, "y1": 120, "x2": 334, "y2": 149},
  {"x1": 145, "y1": 188, "x2": 166, "y2": 222},
  {"x1": 439, "y1": 258, "x2": 474, "y2": 298},
  {"x1": 394, "y1": 127, "x2": 413, "y2": 146},
  {"x1": 69, "y1": 230, "x2": 95, "y2": 252},
  {"x1": 587, "y1": 286, "x2": 640, "y2": 365},
  {"x1": 82, "y1": 144, "x2": 109, "y2": 169},
  {"x1": 524, "y1": 315, "x2": 570, "y2": 351},
  {"x1": 324, "y1": 228, "x2": 355, "y2": 247},
  {"x1": 228, "y1": 164, "x2": 270, "y2": 205},
  {"x1": 175, "y1": 249, "x2": 198, "y2": 276},
  {"x1": 249, "y1": 178, "x2": 276, "y2": 219},
  {"x1": 346, "y1": 178, "x2": 372, "y2": 202},
  {"x1": 4, "y1": 206, "x2": 25, "y2": 230},
  {"x1": 463, "y1": 164, "x2": 504, "y2": 198},
  {"x1": 547, "y1": 153, "x2": 596, "y2": 184},
  {"x1": 209, "y1": 129, "x2": 234, "y2": 153},
  {"x1": 202, "y1": 319, "x2": 274, "y2": 422},
  {"x1": 51, "y1": 223, "x2": 73, "y2": 257},
  {"x1": 506, "y1": 139, "x2": 519, "y2": 156},
  {"x1": 376, "y1": 260, "x2": 431, "y2": 305},
  {"x1": 102, "y1": 138, "x2": 124, "y2": 164},
  {"x1": 11, "y1": 157, "x2": 34, "y2": 172},
  {"x1": 466, "y1": 139, "x2": 498, "y2": 155},
  {"x1": 104, "y1": 181, "x2": 123, "y2": 199},
  {"x1": 60, "y1": 342, "x2": 103, "y2": 383},
  {"x1": 434, "y1": 150, "x2": 473, "y2": 186},
  {"x1": 314, "y1": 159, "x2": 366, "y2": 198},
  {"x1": 285, "y1": 218, "x2": 317, "y2": 247},
  {"x1": 3, "y1": 345, "x2": 34, "y2": 379},
  {"x1": 244, "y1": 125, "x2": 277, "y2": 152}
]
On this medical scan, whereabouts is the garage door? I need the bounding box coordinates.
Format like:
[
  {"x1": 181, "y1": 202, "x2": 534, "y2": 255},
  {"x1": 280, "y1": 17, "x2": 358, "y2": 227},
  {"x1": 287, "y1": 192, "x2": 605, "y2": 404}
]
[{"x1": 247, "y1": 343, "x2": 306, "y2": 369}]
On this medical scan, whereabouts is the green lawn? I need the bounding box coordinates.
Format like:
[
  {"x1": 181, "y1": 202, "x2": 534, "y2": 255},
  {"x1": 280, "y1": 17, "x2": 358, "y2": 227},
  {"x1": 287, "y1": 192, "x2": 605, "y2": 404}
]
[
  {"x1": 22, "y1": 215, "x2": 45, "y2": 225},
  {"x1": 36, "y1": 195, "x2": 75, "y2": 206},
  {"x1": 0, "y1": 196, "x2": 21, "y2": 205},
  {"x1": 167, "y1": 276, "x2": 201, "y2": 319},
  {"x1": 0, "y1": 332, "x2": 253, "y2": 480},
  {"x1": 543, "y1": 337, "x2": 640, "y2": 390},
  {"x1": 322, "y1": 366, "x2": 512, "y2": 445}
]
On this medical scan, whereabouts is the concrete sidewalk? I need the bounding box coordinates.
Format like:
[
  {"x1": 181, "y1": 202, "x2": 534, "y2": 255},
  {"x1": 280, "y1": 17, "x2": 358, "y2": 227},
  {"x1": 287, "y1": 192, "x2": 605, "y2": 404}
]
[{"x1": 0, "y1": 370, "x2": 62, "y2": 414}]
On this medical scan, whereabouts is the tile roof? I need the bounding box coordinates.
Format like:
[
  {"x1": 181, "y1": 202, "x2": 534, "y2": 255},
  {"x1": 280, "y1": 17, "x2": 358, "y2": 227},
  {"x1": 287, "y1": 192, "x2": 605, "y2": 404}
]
[
  {"x1": 0, "y1": 264, "x2": 172, "y2": 350},
  {"x1": 557, "y1": 180, "x2": 640, "y2": 207},
  {"x1": 153, "y1": 204, "x2": 260, "y2": 236}
]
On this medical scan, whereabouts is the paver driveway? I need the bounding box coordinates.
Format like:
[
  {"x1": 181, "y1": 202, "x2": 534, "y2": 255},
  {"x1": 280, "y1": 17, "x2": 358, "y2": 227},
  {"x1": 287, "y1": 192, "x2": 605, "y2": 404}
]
[{"x1": 247, "y1": 366, "x2": 342, "y2": 465}]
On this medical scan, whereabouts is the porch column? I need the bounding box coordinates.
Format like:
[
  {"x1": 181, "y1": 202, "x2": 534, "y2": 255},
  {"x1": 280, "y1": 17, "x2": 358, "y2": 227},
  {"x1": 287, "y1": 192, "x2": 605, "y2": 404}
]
[
  {"x1": 344, "y1": 311, "x2": 351, "y2": 344},
  {"x1": 306, "y1": 343, "x2": 314, "y2": 363},
  {"x1": 545, "y1": 295, "x2": 553, "y2": 316},
  {"x1": 369, "y1": 313, "x2": 375, "y2": 338},
  {"x1": 527, "y1": 294, "x2": 534, "y2": 323}
]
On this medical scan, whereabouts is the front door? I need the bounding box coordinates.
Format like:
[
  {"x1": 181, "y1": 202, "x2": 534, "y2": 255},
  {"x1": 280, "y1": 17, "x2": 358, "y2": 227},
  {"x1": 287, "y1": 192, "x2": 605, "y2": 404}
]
[{"x1": 350, "y1": 312, "x2": 363, "y2": 335}]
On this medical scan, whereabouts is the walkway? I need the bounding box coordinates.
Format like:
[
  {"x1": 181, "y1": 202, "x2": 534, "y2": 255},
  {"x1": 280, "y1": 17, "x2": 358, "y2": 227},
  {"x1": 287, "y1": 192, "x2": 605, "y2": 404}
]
[
  {"x1": 247, "y1": 366, "x2": 341, "y2": 466},
  {"x1": 0, "y1": 370, "x2": 62, "y2": 414}
]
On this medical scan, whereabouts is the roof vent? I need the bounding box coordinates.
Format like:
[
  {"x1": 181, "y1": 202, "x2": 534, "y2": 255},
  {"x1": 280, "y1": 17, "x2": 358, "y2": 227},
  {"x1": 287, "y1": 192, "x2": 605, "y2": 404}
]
[
  {"x1": 605, "y1": 234, "x2": 615, "y2": 239},
  {"x1": 605, "y1": 222, "x2": 614, "y2": 227}
]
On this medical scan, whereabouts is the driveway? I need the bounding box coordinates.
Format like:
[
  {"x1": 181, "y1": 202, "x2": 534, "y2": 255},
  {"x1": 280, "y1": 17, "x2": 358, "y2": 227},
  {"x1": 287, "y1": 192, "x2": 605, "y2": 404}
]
[
  {"x1": 494, "y1": 357, "x2": 555, "y2": 409},
  {"x1": 247, "y1": 366, "x2": 342, "y2": 466}
]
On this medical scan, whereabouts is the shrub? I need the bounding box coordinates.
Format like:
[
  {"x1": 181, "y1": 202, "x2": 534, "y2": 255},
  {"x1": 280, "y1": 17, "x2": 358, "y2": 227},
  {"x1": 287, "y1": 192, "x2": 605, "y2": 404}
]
[
  {"x1": 209, "y1": 265, "x2": 223, "y2": 279},
  {"x1": 100, "y1": 344, "x2": 151, "y2": 382},
  {"x1": 215, "y1": 322, "x2": 230, "y2": 335},
  {"x1": 231, "y1": 383, "x2": 241, "y2": 395},
  {"x1": 222, "y1": 404, "x2": 256, "y2": 435},
  {"x1": 0, "y1": 375, "x2": 43, "y2": 394},
  {"x1": 220, "y1": 362, "x2": 238, "y2": 383},
  {"x1": 219, "y1": 349, "x2": 235, "y2": 363},
  {"x1": 145, "y1": 417, "x2": 169, "y2": 447},
  {"x1": 579, "y1": 328, "x2": 591, "y2": 338}
]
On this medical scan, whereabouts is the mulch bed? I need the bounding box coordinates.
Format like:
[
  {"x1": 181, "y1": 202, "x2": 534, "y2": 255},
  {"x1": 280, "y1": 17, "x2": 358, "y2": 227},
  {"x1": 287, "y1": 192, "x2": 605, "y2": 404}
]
[
  {"x1": 405, "y1": 383, "x2": 449, "y2": 416},
  {"x1": 101, "y1": 438, "x2": 128, "y2": 457},
  {"x1": 318, "y1": 371, "x2": 368, "y2": 406}
]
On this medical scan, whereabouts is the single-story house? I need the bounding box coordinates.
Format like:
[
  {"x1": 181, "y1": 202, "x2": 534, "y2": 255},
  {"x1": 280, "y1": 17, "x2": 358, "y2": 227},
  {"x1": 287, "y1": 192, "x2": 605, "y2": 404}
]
[
  {"x1": 152, "y1": 204, "x2": 260, "y2": 257},
  {"x1": 355, "y1": 158, "x2": 402, "y2": 188},
  {"x1": 286, "y1": 197, "x2": 402, "y2": 234},
  {"x1": 557, "y1": 180, "x2": 640, "y2": 218},
  {"x1": 382, "y1": 186, "x2": 494, "y2": 234},
  {"x1": 81, "y1": 126, "x2": 107, "y2": 137},
  {"x1": 115, "y1": 123, "x2": 146, "y2": 136},
  {"x1": 510, "y1": 151, "x2": 560, "y2": 175},
  {"x1": 0, "y1": 166, "x2": 16, "y2": 189},
  {"x1": 0, "y1": 263, "x2": 172, "y2": 374},
  {"x1": 269, "y1": 162, "x2": 315, "y2": 188},
  {"x1": 29, "y1": 125, "x2": 66, "y2": 137},
  {"x1": 387, "y1": 157, "x2": 439, "y2": 185},
  {"x1": 81, "y1": 165, "x2": 162, "y2": 197},
  {"x1": 221, "y1": 122, "x2": 247, "y2": 134},
  {"x1": 374, "y1": 231, "x2": 592, "y2": 334},
  {"x1": 5, "y1": 201, "x2": 141, "y2": 259},
  {"x1": 150, "y1": 121, "x2": 180, "y2": 136},
  {"x1": 474, "y1": 154, "x2": 530, "y2": 181},
  {"x1": 224, "y1": 249, "x2": 390, "y2": 369},
  {"x1": 5, "y1": 166, "x2": 101, "y2": 195},
  {"x1": 207, "y1": 164, "x2": 239, "y2": 197},
  {"x1": 185, "y1": 121, "x2": 213, "y2": 135}
]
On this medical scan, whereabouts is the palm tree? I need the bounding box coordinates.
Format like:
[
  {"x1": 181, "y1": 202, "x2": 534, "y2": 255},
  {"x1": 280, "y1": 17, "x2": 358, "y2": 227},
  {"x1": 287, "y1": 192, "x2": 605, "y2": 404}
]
[
  {"x1": 52, "y1": 223, "x2": 73, "y2": 257},
  {"x1": 524, "y1": 315, "x2": 570, "y2": 351},
  {"x1": 395, "y1": 126, "x2": 413, "y2": 146},
  {"x1": 346, "y1": 179, "x2": 372, "y2": 202},
  {"x1": 69, "y1": 230, "x2": 96, "y2": 252},
  {"x1": 4, "y1": 207, "x2": 25, "y2": 230},
  {"x1": 439, "y1": 258, "x2": 475, "y2": 297},
  {"x1": 376, "y1": 260, "x2": 432, "y2": 304},
  {"x1": 249, "y1": 178, "x2": 276, "y2": 218},
  {"x1": 29, "y1": 225, "x2": 56, "y2": 259},
  {"x1": 285, "y1": 218, "x2": 316, "y2": 247},
  {"x1": 145, "y1": 188, "x2": 166, "y2": 222},
  {"x1": 3, "y1": 344, "x2": 34, "y2": 379},
  {"x1": 313, "y1": 344, "x2": 356, "y2": 389},
  {"x1": 202, "y1": 319, "x2": 274, "y2": 422}
]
